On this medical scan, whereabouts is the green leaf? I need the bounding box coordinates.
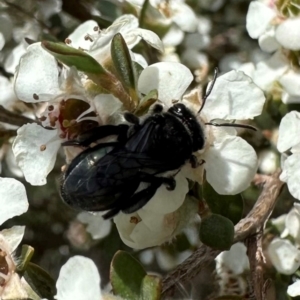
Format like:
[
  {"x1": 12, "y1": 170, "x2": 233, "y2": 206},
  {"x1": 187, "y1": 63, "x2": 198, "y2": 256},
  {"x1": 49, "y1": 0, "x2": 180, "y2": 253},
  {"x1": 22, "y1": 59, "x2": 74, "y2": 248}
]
[
  {"x1": 134, "y1": 89, "x2": 158, "y2": 116},
  {"x1": 203, "y1": 179, "x2": 243, "y2": 225},
  {"x1": 17, "y1": 245, "x2": 34, "y2": 272},
  {"x1": 23, "y1": 262, "x2": 56, "y2": 300},
  {"x1": 141, "y1": 275, "x2": 162, "y2": 300},
  {"x1": 111, "y1": 250, "x2": 161, "y2": 300},
  {"x1": 42, "y1": 40, "x2": 134, "y2": 110},
  {"x1": 199, "y1": 214, "x2": 234, "y2": 250},
  {"x1": 42, "y1": 41, "x2": 106, "y2": 74},
  {"x1": 111, "y1": 250, "x2": 146, "y2": 299},
  {"x1": 111, "y1": 33, "x2": 139, "y2": 105}
]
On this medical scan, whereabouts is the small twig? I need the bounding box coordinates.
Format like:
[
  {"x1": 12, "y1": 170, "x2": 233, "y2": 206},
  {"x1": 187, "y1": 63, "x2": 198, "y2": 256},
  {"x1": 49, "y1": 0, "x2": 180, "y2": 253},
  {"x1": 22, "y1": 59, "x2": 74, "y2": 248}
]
[
  {"x1": 0, "y1": 105, "x2": 38, "y2": 127},
  {"x1": 234, "y1": 170, "x2": 284, "y2": 242},
  {"x1": 162, "y1": 245, "x2": 220, "y2": 297},
  {"x1": 246, "y1": 229, "x2": 265, "y2": 300},
  {"x1": 162, "y1": 171, "x2": 284, "y2": 297}
]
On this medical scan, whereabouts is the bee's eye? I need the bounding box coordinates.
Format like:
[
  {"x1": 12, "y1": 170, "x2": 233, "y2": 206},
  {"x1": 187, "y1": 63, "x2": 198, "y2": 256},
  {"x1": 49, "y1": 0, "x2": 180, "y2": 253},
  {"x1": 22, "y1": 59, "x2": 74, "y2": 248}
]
[{"x1": 170, "y1": 103, "x2": 186, "y2": 116}]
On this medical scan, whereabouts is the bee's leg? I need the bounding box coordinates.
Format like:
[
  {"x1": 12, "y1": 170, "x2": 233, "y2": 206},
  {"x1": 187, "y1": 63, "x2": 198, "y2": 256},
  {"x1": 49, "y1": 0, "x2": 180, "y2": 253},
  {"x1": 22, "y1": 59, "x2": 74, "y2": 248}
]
[
  {"x1": 102, "y1": 181, "x2": 141, "y2": 219},
  {"x1": 152, "y1": 104, "x2": 163, "y2": 113},
  {"x1": 190, "y1": 155, "x2": 205, "y2": 168},
  {"x1": 124, "y1": 112, "x2": 140, "y2": 125},
  {"x1": 62, "y1": 124, "x2": 129, "y2": 147},
  {"x1": 121, "y1": 174, "x2": 176, "y2": 214},
  {"x1": 121, "y1": 180, "x2": 162, "y2": 214},
  {"x1": 140, "y1": 173, "x2": 176, "y2": 190},
  {"x1": 102, "y1": 207, "x2": 121, "y2": 220}
]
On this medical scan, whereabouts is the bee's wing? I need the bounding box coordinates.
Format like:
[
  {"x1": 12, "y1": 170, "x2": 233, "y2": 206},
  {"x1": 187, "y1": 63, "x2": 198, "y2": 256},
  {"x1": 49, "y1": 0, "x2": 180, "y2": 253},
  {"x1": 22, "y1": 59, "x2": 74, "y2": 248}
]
[{"x1": 61, "y1": 145, "x2": 174, "y2": 212}]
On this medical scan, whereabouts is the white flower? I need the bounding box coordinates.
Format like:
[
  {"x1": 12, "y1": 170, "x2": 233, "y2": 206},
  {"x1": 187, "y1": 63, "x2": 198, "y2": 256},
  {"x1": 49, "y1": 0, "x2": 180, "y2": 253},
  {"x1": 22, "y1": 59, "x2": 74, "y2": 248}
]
[
  {"x1": 0, "y1": 178, "x2": 28, "y2": 297},
  {"x1": 216, "y1": 242, "x2": 249, "y2": 275},
  {"x1": 288, "y1": 280, "x2": 300, "y2": 297},
  {"x1": 275, "y1": 18, "x2": 300, "y2": 51},
  {"x1": 127, "y1": 0, "x2": 198, "y2": 47},
  {"x1": 258, "y1": 149, "x2": 278, "y2": 174},
  {"x1": 252, "y1": 50, "x2": 289, "y2": 92},
  {"x1": 4, "y1": 21, "x2": 41, "y2": 74},
  {"x1": 67, "y1": 14, "x2": 163, "y2": 66},
  {"x1": 12, "y1": 43, "x2": 99, "y2": 185},
  {"x1": 77, "y1": 212, "x2": 112, "y2": 240},
  {"x1": 55, "y1": 256, "x2": 102, "y2": 300},
  {"x1": 277, "y1": 111, "x2": 300, "y2": 200},
  {"x1": 12, "y1": 123, "x2": 61, "y2": 185},
  {"x1": 114, "y1": 173, "x2": 197, "y2": 249},
  {"x1": 246, "y1": 1, "x2": 300, "y2": 52},
  {"x1": 0, "y1": 13, "x2": 13, "y2": 51},
  {"x1": 283, "y1": 203, "x2": 300, "y2": 244},
  {"x1": 200, "y1": 70, "x2": 265, "y2": 194},
  {"x1": 268, "y1": 238, "x2": 300, "y2": 275}
]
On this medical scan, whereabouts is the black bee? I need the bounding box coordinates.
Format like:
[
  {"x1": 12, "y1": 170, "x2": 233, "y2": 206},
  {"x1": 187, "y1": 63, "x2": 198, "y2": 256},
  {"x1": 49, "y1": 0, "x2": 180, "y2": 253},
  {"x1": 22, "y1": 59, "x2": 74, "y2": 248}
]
[{"x1": 60, "y1": 70, "x2": 255, "y2": 219}]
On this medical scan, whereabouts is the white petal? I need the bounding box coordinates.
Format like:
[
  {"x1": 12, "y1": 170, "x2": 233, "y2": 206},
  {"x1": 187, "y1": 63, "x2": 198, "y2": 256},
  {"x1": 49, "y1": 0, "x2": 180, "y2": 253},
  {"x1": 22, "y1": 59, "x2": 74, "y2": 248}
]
[
  {"x1": 271, "y1": 214, "x2": 287, "y2": 233},
  {"x1": 12, "y1": 124, "x2": 61, "y2": 185},
  {"x1": 258, "y1": 28, "x2": 280, "y2": 52},
  {"x1": 201, "y1": 70, "x2": 265, "y2": 120},
  {"x1": 279, "y1": 70, "x2": 300, "y2": 96},
  {"x1": 0, "y1": 32, "x2": 5, "y2": 51},
  {"x1": 237, "y1": 62, "x2": 255, "y2": 79},
  {"x1": 184, "y1": 33, "x2": 210, "y2": 51},
  {"x1": 246, "y1": 1, "x2": 276, "y2": 39},
  {"x1": 114, "y1": 212, "x2": 140, "y2": 248},
  {"x1": 77, "y1": 212, "x2": 111, "y2": 240},
  {"x1": 171, "y1": 2, "x2": 198, "y2": 32},
  {"x1": 0, "y1": 226, "x2": 25, "y2": 252},
  {"x1": 288, "y1": 280, "x2": 300, "y2": 297},
  {"x1": 67, "y1": 20, "x2": 99, "y2": 50},
  {"x1": 281, "y1": 153, "x2": 300, "y2": 200},
  {"x1": 141, "y1": 172, "x2": 188, "y2": 214},
  {"x1": 203, "y1": 136, "x2": 257, "y2": 194},
  {"x1": 268, "y1": 238, "x2": 300, "y2": 275},
  {"x1": 0, "y1": 178, "x2": 28, "y2": 225},
  {"x1": 4, "y1": 43, "x2": 27, "y2": 74},
  {"x1": 129, "y1": 221, "x2": 171, "y2": 249},
  {"x1": 131, "y1": 52, "x2": 148, "y2": 68},
  {"x1": 93, "y1": 94, "x2": 123, "y2": 124},
  {"x1": 215, "y1": 243, "x2": 249, "y2": 275},
  {"x1": 182, "y1": 49, "x2": 209, "y2": 69},
  {"x1": 91, "y1": 15, "x2": 139, "y2": 54},
  {"x1": 285, "y1": 208, "x2": 300, "y2": 243},
  {"x1": 138, "y1": 62, "x2": 193, "y2": 107},
  {"x1": 0, "y1": 75, "x2": 16, "y2": 108},
  {"x1": 282, "y1": 92, "x2": 300, "y2": 104},
  {"x1": 130, "y1": 213, "x2": 176, "y2": 249},
  {"x1": 55, "y1": 256, "x2": 101, "y2": 300},
  {"x1": 127, "y1": 28, "x2": 163, "y2": 52},
  {"x1": 115, "y1": 210, "x2": 178, "y2": 249},
  {"x1": 258, "y1": 149, "x2": 277, "y2": 174},
  {"x1": 253, "y1": 50, "x2": 289, "y2": 91},
  {"x1": 277, "y1": 111, "x2": 300, "y2": 152},
  {"x1": 14, "y1": 43, "x2": 60, "y2": 103},
  {"x1": 117, "y1": 14, "x2": 139, "y2": 34},
  {"x1": 162, "y1": 25, "x2": 184, "y2": 47},
  {"x1": 276, "y1": 18, "x2": 300, "y2": 51}
]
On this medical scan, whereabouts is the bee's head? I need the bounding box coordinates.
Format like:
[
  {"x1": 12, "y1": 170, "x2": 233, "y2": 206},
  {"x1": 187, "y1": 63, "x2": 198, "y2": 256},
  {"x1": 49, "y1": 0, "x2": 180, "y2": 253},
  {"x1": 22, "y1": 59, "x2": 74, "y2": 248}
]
[{"x1": 168, "y1": 103, "x2": 204, "y2": 151}]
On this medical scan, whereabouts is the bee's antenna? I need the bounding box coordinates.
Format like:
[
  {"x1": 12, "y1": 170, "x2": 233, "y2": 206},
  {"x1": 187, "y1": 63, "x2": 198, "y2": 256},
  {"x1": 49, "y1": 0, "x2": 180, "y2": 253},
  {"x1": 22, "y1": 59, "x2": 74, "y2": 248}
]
[
  {"x1": 198, "y1": 67, "x2": 219, "y2": 114},
  {"x1": 205, "y1": 122, "x2": 257, "y2": 131}
]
